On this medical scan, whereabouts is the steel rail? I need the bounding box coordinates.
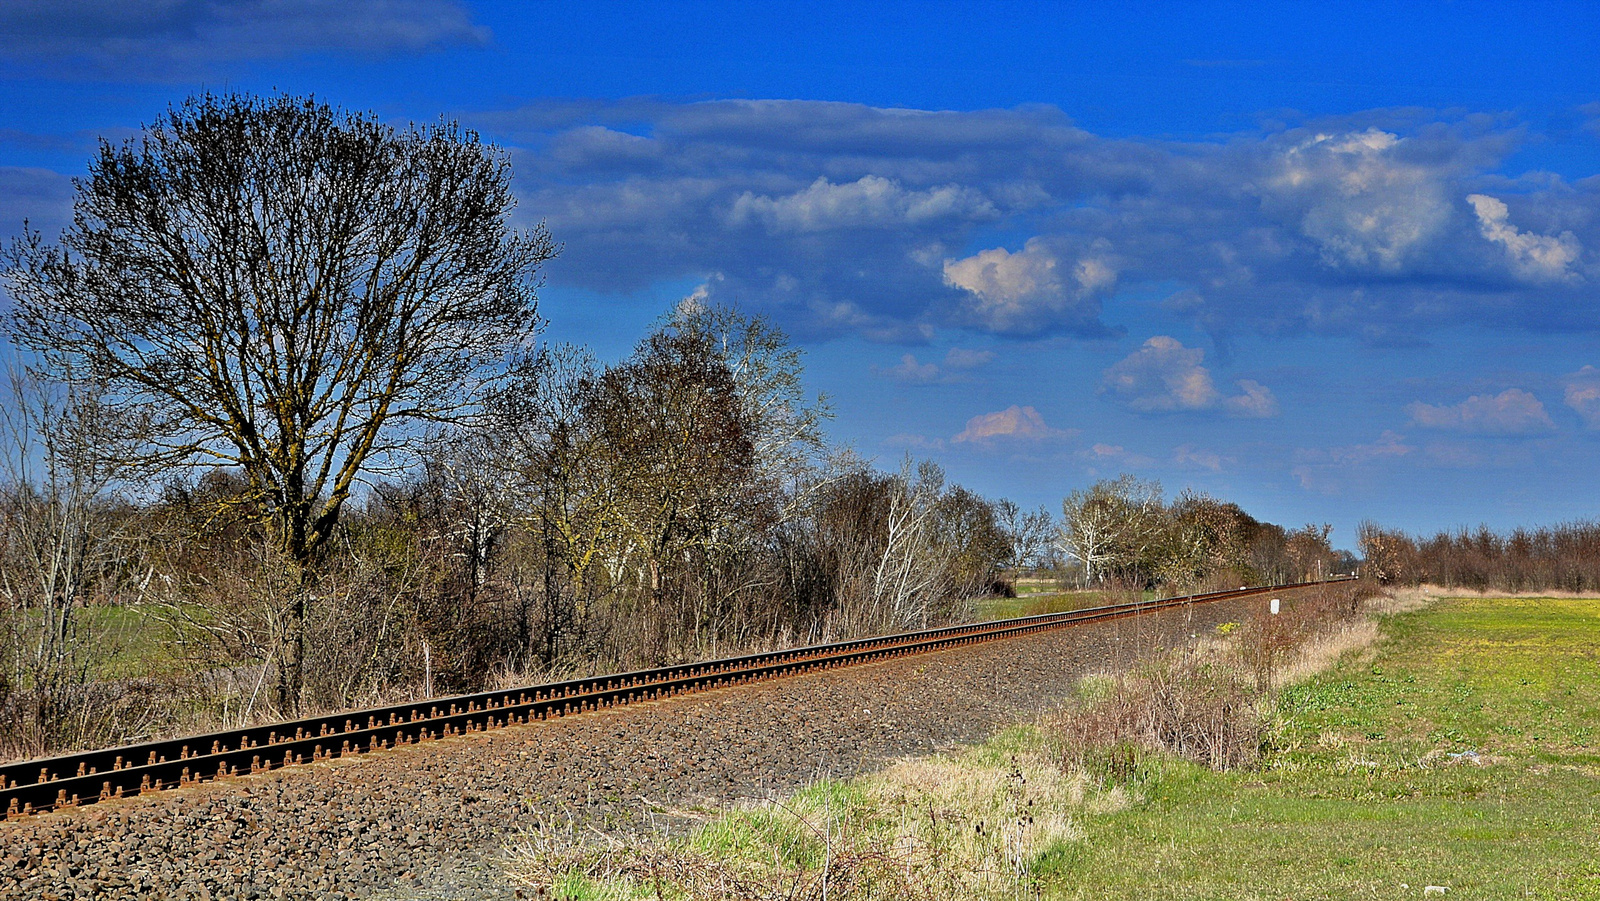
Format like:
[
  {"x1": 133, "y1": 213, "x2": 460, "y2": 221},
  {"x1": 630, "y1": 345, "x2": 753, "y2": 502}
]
[{"x1": 1, "y1": 578, "x2": 1350, "y2": 819}]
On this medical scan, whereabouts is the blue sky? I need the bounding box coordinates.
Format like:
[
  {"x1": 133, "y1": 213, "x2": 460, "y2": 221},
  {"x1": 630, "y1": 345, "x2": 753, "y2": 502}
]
[{"x1": 3, "y1": 1, "x2": 1600, "y2": 548}]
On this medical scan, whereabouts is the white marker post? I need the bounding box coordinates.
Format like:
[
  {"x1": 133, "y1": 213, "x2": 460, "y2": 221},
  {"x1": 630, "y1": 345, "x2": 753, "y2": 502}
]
[{"x1": 1269, "y1": 597, "x2": 1281, "y2": 615}]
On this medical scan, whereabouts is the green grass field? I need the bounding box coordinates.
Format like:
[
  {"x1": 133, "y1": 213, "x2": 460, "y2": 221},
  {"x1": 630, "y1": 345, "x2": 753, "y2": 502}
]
[
  {"x1": 9, "y1": 603, "x2": 199, "y2": 680},
  {"x1": 516, "y1": 594, "x2": 1600, "y2": 899},
  {"x1": 1052, "y1": 595, "x2": 1600, "y2": 899}
]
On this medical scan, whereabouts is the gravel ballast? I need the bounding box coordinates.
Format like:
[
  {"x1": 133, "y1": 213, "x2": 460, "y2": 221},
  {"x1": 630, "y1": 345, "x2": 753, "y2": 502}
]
[{"x1": 2, "y1": 595, "x2": 1269, "y2": 899}]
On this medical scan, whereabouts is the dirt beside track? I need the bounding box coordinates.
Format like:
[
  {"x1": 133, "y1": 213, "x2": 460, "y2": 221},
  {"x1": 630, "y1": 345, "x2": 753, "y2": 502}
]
[{"x1": 1, "y1": 595, "x2": 1268, "y2": 900}]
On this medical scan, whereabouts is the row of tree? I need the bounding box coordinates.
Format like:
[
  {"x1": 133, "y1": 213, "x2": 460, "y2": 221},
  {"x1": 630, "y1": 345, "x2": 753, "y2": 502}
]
[
  {"x1": 0, "y1": 295, "x2": 1038, "y2": 756},
  {"x1": 1055, "y1": 475, "x2": 1350, "y2": 592},
  {"x1": 1357, "y1": 520, "x2": 1600, "y2": 592}
]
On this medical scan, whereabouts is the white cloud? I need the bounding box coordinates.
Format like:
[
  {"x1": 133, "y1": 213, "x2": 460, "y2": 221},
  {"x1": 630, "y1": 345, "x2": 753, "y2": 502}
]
[
  {"x1": 1563, "y1": 366, "x2": 1600, "y2": 428},
  {"x1": 488, "y1": 98, "x2": 1593, "y2": 343},
  {"x1": 1270, "y1": 128, "x2": 1453, "y2": 272},
  {"x1": 877, "y1": 353, "x2": 940, "y2": 383},
  {"x1": 1224, "y1": 379, "x2": 1280, "y2": 419},
  {"x1": 1172, "y1": 444, "x2": 1226, "y2": 472},
  {"x1": 1405, "y1": 388, "x2": 1555, "y2": 435},
  {"x1": 677, "y1": 280, "x2": 715, "y2": 316},
  {"x1": 1466, "y1": 194, "x2": 1581, "y2": 283},
  {"x1": 1100, "y1": 337, "x2": 1279, "y2": 417},
  {"x1": 729, "y1": 175, "x2": 995, "y2": 233},
  {"x1": 952, "y1": 405, "x2": 1073, "y2": 444},
  {"x1": 943, "y1": 237, "x2": 1116, "y2": 335},
  {"x1": 1100, "y1": 336, "x2": 1219, "y2": 412},
  {"x1": 873, "y1": 347, "x2": 995, "y2": 384}
]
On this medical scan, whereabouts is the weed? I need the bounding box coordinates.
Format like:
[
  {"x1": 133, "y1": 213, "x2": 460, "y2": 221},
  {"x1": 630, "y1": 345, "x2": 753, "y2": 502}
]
[{"x1": 505, "y1": 734, "x2": 1091, "y2": 900}]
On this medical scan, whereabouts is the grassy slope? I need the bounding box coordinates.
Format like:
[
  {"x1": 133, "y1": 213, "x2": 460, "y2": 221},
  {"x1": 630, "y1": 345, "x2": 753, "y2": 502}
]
[{"x1": 1056, "y1": 596, "x2": 1600, "y2": 900}]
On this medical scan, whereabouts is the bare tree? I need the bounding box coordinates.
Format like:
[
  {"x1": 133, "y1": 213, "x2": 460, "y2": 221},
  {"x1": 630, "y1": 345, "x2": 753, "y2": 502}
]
[
  {"x1": 485, "y1": 345, "x2": 616, "y2": 669},
  {"x1": 0, "y1": 365, "x2": 143, "y2": 755},
  {"x1": 1285, "y1": 523, "x2": 1336, "y2": 582},
  {"x1": 1356, "y1": 521, "x2": 1418, "y2": 586},
  {"x1": 1153, "y1": 490, "x2": 1246, "y2": 592},
  {"x1": 481, "y1": 304, "x2": 831, "y2": 665},
  {"x1": 674, "y1": 302, "x2": 830, "y2": 505},
  {"x1": 1056, "y1": 475, "x2": 1164, "y2": 587},
  {"x1": 3, "y1": 93, "x2": 556, "y2": 711},
  {"x1": 929, "y1": 484, "x2": 1013, "y2": 601},
  {"x1": 996, "y1": 499, "x2": 1055, "y2": 575},
  {"x1": 868, "y1": 460, "x2": 949, "y2": 630}
]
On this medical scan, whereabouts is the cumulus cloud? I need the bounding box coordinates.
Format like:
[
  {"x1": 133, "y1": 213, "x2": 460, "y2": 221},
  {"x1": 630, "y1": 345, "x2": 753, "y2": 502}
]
[
  {"x1": 480, "y1": 98, "x2": 1599, "y2": 345},
  {"x1": 1563, "y1": 366, "x2": 1600, "y2": 428},
  {"x1": 1405, "y1": 388, "x2": 1555, "y2": 435},
  {"x1": 19, "y1": 96, "x2": 1590, "y2": 349},
  {"x1": 1466, "y1": 194, "x2": 1581, "y2": 283},
  {"x1": 1099, "y1": 337, "x2": 1277, "y2": 417},
  {"x1": 872, "y1": 346, "x2": 994, "y2": 384},
  {"x1": 952, "y1": 405, "x2": 1072, "y2": 445},
  {"x1": 942, "y1": 237, "x2": 1116, "y2": 335},
  {"x1": 1266, "y1": 128, "x2": 1453, "y2": 272},
  {"x1": 1101, "y1": 336, "x2": 1218, "y2": 412},
  {"x1": 944, "y1": 242, "x2": 1058, "y2": 306},
  {"x1": 0, "y1": 0, "x2": 487, "y2": 77},
  {"x1": 876, "y1": 353, "x2": 940, "y2": 383},
  {"x1": 1223, "y1": 379, "x2": 1280, "y2": 419}
]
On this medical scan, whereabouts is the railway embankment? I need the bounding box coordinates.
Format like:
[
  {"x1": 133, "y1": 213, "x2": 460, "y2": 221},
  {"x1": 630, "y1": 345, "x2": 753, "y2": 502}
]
[{"x1": 2, "y1": 592, "x2": 1274, "y2": 900}]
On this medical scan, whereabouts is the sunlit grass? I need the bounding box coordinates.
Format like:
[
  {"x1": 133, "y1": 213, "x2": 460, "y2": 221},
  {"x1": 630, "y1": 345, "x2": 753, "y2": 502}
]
[
  {"x1": 8, "y1": 603, "x2": 203, "y2": 681},
  {"x1": 506, "y1": 595, "x2": 1600, "y2": 899},
  {"x1": 1056, "y1": 594, "x2": 1600, "y2": 899}
]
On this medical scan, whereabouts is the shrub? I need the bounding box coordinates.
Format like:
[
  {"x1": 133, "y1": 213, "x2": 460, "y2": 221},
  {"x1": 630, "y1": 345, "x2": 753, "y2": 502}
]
[
  {"x1": 1055, "y1": 580, "x2": 1379, "y2": 777},
  {"x1": 1056, "y1": 651, "x2": 1268, "y2": 774}
]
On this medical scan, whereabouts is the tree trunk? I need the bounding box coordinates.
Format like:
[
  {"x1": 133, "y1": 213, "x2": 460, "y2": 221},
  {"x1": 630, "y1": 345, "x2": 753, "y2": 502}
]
[{"x1": 275, "y1": 562, "x2": 311, "y2": 715}]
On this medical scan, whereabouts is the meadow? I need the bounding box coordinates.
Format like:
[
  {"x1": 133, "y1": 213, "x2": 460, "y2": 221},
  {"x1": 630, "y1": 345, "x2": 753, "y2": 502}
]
[{"x1": 1052, "y1": 594, "x2": 1600, "y2": 899}]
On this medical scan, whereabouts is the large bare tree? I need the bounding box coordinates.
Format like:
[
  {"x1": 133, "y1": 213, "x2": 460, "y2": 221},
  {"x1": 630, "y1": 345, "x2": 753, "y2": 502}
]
[
  {"x1": 2, "y1": 93, "x2": 556, "y2": 710},
  {"x1": 1056, "y1": 475, "x2": 1164, "y2": 587}
]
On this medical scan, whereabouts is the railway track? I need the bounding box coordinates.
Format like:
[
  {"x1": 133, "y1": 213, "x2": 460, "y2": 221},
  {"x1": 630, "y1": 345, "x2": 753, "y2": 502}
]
[{"x1": 1, "y1": 579, "x2": 1347, "y2": 819}]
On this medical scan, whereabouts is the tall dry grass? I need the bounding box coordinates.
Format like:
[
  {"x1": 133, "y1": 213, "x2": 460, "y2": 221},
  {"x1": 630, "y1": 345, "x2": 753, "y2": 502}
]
[
  {"x1": 505, "y1": 743, "x2": 1090, "y2": 900},
  {"x1": 1052, "y1": 580, "x2": 1383, "y2": 777}
]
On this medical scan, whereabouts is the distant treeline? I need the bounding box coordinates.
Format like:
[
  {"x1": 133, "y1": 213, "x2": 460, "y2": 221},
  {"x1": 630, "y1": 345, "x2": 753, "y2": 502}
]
[
  {"x1": 1054, "y1": 475, "x2": 1353, "y2": 593},
  {"x1": 0, "y1": 305, "x2": 1031, "y2": 758},
  {"x1": 1358, "y1": 521, "x2": 1600, "y2": 593}
]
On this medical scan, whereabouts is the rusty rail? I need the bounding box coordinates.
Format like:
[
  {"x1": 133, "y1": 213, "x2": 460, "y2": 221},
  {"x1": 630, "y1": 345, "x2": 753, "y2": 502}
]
[{"x1": 0, "y1": 578, "x2": 1350, "y2": 818}]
